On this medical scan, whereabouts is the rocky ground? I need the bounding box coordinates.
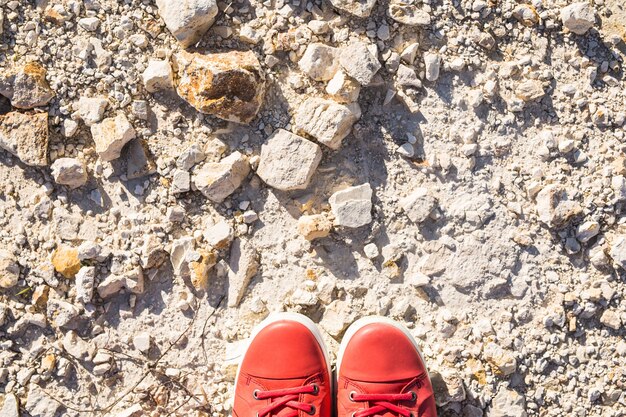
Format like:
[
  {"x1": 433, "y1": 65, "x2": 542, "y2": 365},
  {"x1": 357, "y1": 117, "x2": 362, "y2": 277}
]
[{"x1": 0, "y1": 0, "x2": 626, "y2": 416}]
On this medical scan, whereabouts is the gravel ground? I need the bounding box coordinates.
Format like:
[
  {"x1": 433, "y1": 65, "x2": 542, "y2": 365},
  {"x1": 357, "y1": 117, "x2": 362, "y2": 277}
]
[{"x1": 1, "y1": 0, "x2": 626, "y2": 416}]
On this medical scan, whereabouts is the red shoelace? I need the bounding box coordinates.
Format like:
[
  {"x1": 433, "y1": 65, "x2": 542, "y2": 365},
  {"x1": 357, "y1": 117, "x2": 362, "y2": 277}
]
[
  {"x1": 350, "y1": 391, "x2": 417, "y2": 417},
  {"x1": 254, "y1": 384, "x2": 319, "y2": 417}
]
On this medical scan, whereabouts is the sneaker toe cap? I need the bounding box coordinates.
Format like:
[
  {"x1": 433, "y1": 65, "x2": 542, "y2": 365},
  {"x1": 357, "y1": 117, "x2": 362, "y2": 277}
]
[
  {"x1": 241, "y1": 320, "x2": 328, "y2": 379},
  {"x1": 340, "y1": 323, "x2": 427, "y2": 382}
]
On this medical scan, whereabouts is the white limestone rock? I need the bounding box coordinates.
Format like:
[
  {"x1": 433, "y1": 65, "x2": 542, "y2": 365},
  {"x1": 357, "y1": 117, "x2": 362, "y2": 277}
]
[
  {"x1": 171, "y1": 169, "x2": 191, "y2": 194},
  {"x1": 339, "y1": 41, "x2": 381, "y2": 86},
  {"x1": 329, "y1": 0, "x2": 376, "y2": 17},
  {"x1": 576, "y1": 221, "x2": 600, "y2": 243},
  {"x1": 0, "y1": 303, "x2": 8, "y2": 327},
  {"x1": 51, "y1": 158, "x2": 88, "y2": 189},
  {"x1": 0, "y1": 393, "x2": 19, "y2": 417},
  {"x1": 47, "y1": 298, "x2": 80, "y2": 328},
  {"x1": 126, "y1": 139, "x2": 156, "y2": 180},
  {"x1": 396, "y1": 143, "x2": 414, "y2": 157},
  {"x1": 600, "y1": 309, "x2": 622, "y2": 330},
  {"x1": 156, "y1": 0, "x2": 218, "y2": 48},
  {"x1": 320, "y1": 299, "x2": 353, "y2": 337},
  {"x1": 430, "y1": 369, "x2": 466, "y2": 406},
  {"x1": 400, "y1": 43, "x2": 420, "y2": 64},
  {"x1": 0, "y1": 111, "x2": 48, "y2": 166},
  {"x1": 0, "y1": 250, "x2": 20, "y2": 289},
  {"x1": 388, "y1": 0, "x2": 431, "y2": 26},
  {"x1": 257, "y1": 129, "x2": 322, "y2": 191},
  {"x1": 90, "y1": 114, "x2": 136, "y2": 161},
  {"x1": 611, "y1": 175, "x2": 626, "y2": 200},
  {"x1": 535, "y1": 184, "x2": 582, "y2": 228},
  {"x1": 513, "y1": 4, "x2": 540, "y2": 26},
  {"x1": 400, "y1": 188, "x2": 437, "y2": 223},
  {"x1": 405, "y1": 271, "x2": 430, "y2": 287},
  {"x1": 133, "y1": 332, "x2": 152, "y2": 353},
  {"x1": 76, "y1": 96, "x2": 108, "y2": 126},
  {"x1": 363, "y1": 243, "x2": 379, "y2": 259},
  {"x1": 294, "y1": 97, "x2": 360, "y2": 150},
  {"x1": 62, "y1": 119, "x2": 79, "y2": 138},
  {"x1": 424, "y1": 53, "x2": 441, "y2": 82},
  {"x1": 396, "y1": 64, "x2": 422, "y2": 89},
  {"x1": 326, "y1": 70, "x2": 361, "y2": 103},
  {"x1": 560, "y1": 2, "x2": 595, "y2": 35},
  {"x1": 170, "y1": 237, "x2": 195, "y2": 277},
  {"x1": 97, "y1": 267, "x2": 144, "y2": 298},
  {"x1": 329, "y1": 184, "x2": 373, "y2": 228},
  {"x1": 298, "y1": 43, "x2": 339, "y2": 81},
  {"x1": 78, "y1": 17, "x2": 100, "y2": 31},
  {"x1": 142, "y1": 59, "x2": 174, "y2": 92},
  {"x1": 488, "y1": 387, "x2": 527, "y2": 417},
  {"x1": 25, "y1": 384, "x2": 62, "y2": 417},
  {"x1": 75, "y1": 266, "x2": 96, "y2": 304},
  {"x1": 140, "y1": 235, "x2": 168, "y2": 270},
  {"x1": 77, "y1": 241, "x2": 107, "y2": 262},
  {"x1": 483, "y1": 342, "x2": 517, "y2": 376},
  {"x1": 177, "y1": 144, "x2": 205, "y2": 170},
  {"x1": 205, "y1": 220, "x2": 234, "y2": 249},
  {"x1": 515, "y1": 79, "x2": 545, "y2": 103},
  {"x1": 61, "y1": 331, "x2": 90, "y2": 360},
  {"x1": 227, "y1": 239, "x2": 259, "y2": 307},
  {"x1": 193, "y1": 151, "x2": 250, "y2": 202},
  {"x1": 610, "y1": 235, "x2": 626, "y2": 270}
]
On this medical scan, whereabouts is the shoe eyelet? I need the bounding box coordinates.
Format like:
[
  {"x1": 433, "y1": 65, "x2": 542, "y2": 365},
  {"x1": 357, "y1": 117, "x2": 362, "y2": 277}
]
[
  {"x1": 307, "y1": 405, "x2": 316, "y2": 415},
  {"x1": 348, "y1": 391, "x2": 357, "y2": 402},
  {"x1": 253, "y1": 389, "x2": 260, "y2": 400},
  {"x1": 311, "y1": 384, "x2": 319, "y2": 395},
  {"x1": 409, "y1": 413, "x2": 415, "y2": 417},
  {"x1": 410, "y1": 391, "x2": 417, "y2": 401}
]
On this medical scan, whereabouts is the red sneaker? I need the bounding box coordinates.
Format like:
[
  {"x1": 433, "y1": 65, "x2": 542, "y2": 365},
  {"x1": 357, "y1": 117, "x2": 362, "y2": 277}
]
[
  {"x1": 233, "y1": 313, "x2": 332, "y2": 417},
  {"x1": 336, "y1": 317, "x2": 437, "y2": 417}
]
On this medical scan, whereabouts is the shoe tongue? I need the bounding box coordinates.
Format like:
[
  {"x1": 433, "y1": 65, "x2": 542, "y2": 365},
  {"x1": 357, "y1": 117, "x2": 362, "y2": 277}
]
[
  {"x1": 356, "y1": 380, "x2": 408, "y2": 395},
  {"x1": 255, "y1": 376, "x2": 309, "y2": 389}
]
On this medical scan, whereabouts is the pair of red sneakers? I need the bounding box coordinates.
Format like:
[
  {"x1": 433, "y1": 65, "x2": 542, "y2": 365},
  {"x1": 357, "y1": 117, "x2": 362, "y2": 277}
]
[{"x1": 233, "y1": 313, "x2": 437, "y2": 417}]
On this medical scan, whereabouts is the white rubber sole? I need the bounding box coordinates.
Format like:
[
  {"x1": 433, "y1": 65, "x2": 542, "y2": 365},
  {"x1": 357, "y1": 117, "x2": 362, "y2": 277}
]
[
  {"x1": 234, "y1": 312, "x2": 333, "y2": 391},
  {"x1": 336, "y1": 316, "x2": 431, "y2": 383}
]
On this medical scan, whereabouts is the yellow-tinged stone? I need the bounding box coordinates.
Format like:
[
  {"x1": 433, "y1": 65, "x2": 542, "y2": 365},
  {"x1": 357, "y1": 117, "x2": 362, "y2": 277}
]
[
  {"x1": 41, "y1": 353, "x2": 56, "y2": 372},
  {"x1": 569, "y1": 316, "x2": 577, "y2": 332},
  {"x1": 513, "y1": 4, "x2": 540, "y2": 26},
  {"x1": 467, "y1": 358, "x2": 487, "y2": 385},
  {"x1": 0, "y1": 61, "x2": 55, "y2": 109},
  {"x1": 383, "y1": 260, "x2": 401, "y2": 278},
  {"x1": 51, "y1": 246, "x2": 81, "y2": 278},
  {"x1": 189, "y1": 249, "x2": 217, "y2": 290},
  {"x1": 298, "y1": 195, "x2": 316, "y2": 213},
  {"x1": 32, "y1": 285, "x2": 50, "y2": 308},
  {"x1": 484, "y1": 342, "x2": 517, "y2": 376},
  {"x1": 297, "y1": 214, "x2": 333, "y2": 241},
  {"x1": 173, "y1": 50, "x2": 266, "y2": 124}
]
